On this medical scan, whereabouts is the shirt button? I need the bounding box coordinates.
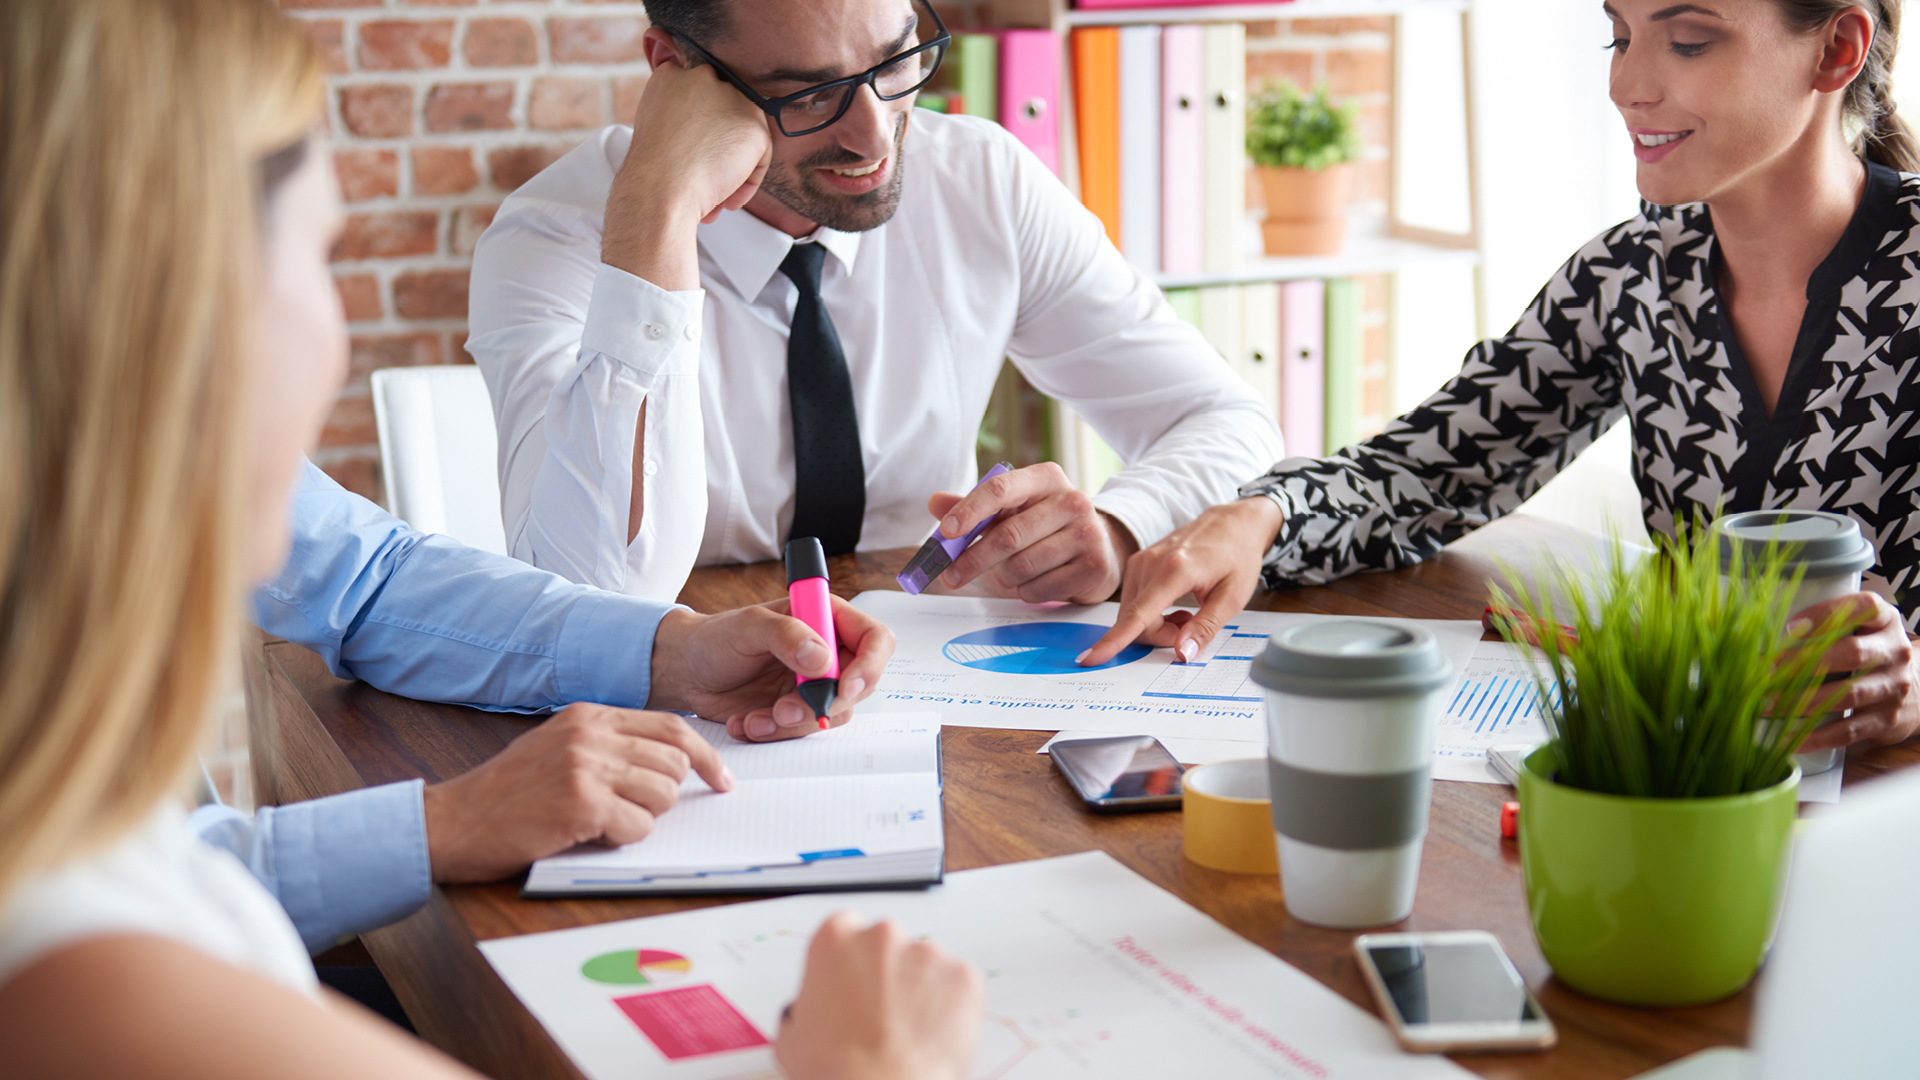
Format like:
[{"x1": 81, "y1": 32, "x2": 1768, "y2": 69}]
[
  {"x1": 644, "y1": 322, "x2": 666, "y2": 341},
  {"x1": 642, "y1": 460, "x2": 659, "y2": 477},
  {"x1": 684, "y1": 323, "x2": 699, "y2": 341}
]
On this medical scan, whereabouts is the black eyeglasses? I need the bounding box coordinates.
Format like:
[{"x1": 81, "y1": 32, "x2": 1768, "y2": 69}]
[{"x1": 672, "y1": 0, "x2": 950, "y2": 138}]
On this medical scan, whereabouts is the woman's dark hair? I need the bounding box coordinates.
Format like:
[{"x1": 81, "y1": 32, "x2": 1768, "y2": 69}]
[{"x1": 1774, "y1": 0, "x2": 1920, "y2": 172}]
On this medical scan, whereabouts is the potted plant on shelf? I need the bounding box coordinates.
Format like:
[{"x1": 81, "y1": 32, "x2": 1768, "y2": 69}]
[
  {"x1": 1493, "y1": 522, "x2": 1853, "y2": 1007},
  {"x1": 1245, "y1": 82, "x2": 1362, "y2": 257}
]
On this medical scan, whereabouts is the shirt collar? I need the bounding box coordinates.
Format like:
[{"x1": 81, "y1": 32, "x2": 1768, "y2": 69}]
[{"x1": 697, "y1": 207, "x2": 863, "y2": 299}]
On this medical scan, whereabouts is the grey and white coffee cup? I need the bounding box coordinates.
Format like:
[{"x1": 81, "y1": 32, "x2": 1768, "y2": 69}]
[
  {"x1": 1711, "y1": 510, "x2": 1876, "y2": 776},
  {"x1": 1251, "y1": 620, "x2": 1454, "y2": 929}
]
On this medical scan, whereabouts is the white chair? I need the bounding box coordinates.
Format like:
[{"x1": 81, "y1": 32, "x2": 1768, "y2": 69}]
[{"x1": 370, "y1": 365, "x2": 509, "y2": 556}]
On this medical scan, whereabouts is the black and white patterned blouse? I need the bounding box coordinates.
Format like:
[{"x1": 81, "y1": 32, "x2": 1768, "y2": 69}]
[{"x1": 1243, "y1": 161, "x2": 1920, "y2": 632}]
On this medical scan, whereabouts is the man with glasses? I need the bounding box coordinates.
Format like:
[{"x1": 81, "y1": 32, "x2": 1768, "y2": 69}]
[{"x1": 468, "y1": 0, "x2": 1283, "y2": 663}]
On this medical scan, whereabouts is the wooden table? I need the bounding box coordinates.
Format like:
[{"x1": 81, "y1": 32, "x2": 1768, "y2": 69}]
[{"x1": 251, "y1": 515, "x2": 1919, "y2": 1080}]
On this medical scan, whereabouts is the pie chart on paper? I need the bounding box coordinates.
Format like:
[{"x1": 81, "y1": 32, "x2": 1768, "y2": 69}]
[
  {"x1": 942, "y1": 622, "x2": 1150, "y2": 675},
  {"x1": 580, "y1": 948, "x2": 694, "y2": 986}
]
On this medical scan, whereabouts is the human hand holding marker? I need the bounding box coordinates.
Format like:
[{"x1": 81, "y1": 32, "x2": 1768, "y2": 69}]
[
  {"x1": 922, "y1": 462, "x2": 1139, "y2": 605},
  {"x1": 648, "y1": 598, "x2": 893, "y2": 743}
]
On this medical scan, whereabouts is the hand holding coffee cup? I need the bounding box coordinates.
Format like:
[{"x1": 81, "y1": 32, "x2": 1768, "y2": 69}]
[
  {"x1": 1790, "y1": 591, "x2": 1918, "y2": 752},
  {"x1": 1711, "y1": 511, "x2": 1916, "y2": 770}
]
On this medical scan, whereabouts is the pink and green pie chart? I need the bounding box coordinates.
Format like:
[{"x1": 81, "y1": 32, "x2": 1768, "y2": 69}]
[{"x1": 581, "y1": 949, "x2": 693, "y2": 986}]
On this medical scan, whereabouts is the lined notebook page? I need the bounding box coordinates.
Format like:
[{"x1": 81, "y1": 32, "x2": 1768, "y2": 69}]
[
  {"x1": 531, "y1": 713, "x2": 943, "y2": 880},
  {"x1": 683, "y1": 713, "x2": 939, "y2": 788}
]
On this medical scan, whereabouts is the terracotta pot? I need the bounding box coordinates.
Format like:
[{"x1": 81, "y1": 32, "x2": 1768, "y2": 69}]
[{"x1": 1255, "y1": 163, "x2": 1354, "y2": 256}]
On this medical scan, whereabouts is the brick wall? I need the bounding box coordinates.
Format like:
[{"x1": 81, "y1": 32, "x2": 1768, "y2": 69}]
[
  {"x1": 285, "y1": 3, "x2": 1396, "y2": 504},
  {"x1": 283, "y1": 0, "x2": 656, "y2": 504},
  {"x1": 1246, "y1": 15, "x2": 1395, "y2": 438}
]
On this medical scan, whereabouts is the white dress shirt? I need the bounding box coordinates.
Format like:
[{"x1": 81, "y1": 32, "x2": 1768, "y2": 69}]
[{"x1": 468, "y1": 110, "x2": 1283, "y2": 601}]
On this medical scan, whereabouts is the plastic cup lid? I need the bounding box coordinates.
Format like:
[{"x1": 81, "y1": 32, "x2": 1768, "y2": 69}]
[
  {"x1": 1250, "y1": 619, "x2": 1454, "y2": 700},
  {"x1": 1711, "y1": 510, "x2": 1874, "y2": 579}
]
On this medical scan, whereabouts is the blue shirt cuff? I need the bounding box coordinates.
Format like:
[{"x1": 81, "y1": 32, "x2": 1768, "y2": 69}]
[
  {"x1": 556, "y1": 587, "x2": 676, "y2": 709},
  {"x1": 211, "y1": 781, "x2": 433, "y2": 953}
]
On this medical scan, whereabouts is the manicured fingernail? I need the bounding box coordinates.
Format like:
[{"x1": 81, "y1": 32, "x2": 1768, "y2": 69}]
[
  {"x1": 719, "y1": 765, "x2": 737, "y2": 791},
  {"x1": 942, "y1": 516, "x2": 962, "y2": 537},
  {"x1": 796, "y1": 639, "x2": 829, "y2": 672},
  {"x1": 845, "y1": 676, "x2": 866, "y2": 699},
  {"x1": 1075, "y1": 649, "x2": 1091, "y2": 665},
  {"x1": 1788, "y1": 618, "x2": 1812, "y2": 637},
  {"x1": 776, "y1": 700, "x2": 810, "y2": 726},
  {"x1": 1176, "y1": 640, "x2": 1197, "y2": 662},
  {"x1": 748, "y1": 716, "x2": 777, "y2": 738}
]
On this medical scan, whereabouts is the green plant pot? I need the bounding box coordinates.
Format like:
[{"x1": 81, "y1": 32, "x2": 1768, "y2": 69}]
[{"x1": 1516, "y1": 747, "x2": 1799, "y2": 1006}]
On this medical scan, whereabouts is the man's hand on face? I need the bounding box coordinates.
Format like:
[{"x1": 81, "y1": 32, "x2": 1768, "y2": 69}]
[
  {"x1": 602, "y1": 30, "x2": 774, "y2": 290},
  {"x1": 649, "y1": 598, "x2": 896, "y2": 742},
  {"x1": 923, "y1": 463, "x2": 1139, "y2": 606},
  {"x1": 422, "y1": 705, "x2": 733, "y2": 884}
]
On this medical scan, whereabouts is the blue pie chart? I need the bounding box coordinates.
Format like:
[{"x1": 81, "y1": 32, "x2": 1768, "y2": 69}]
[{"x1": 942, "y1": 622, "x2": 1150, "y2": 674}]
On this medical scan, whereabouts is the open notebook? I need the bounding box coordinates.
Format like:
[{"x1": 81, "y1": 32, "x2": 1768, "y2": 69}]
[{"x1": 523, "y1": 714, "x2": 944, "y2": 897}]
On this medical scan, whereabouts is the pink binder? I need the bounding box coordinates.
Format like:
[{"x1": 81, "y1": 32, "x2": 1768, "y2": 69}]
[
  {"x1": 1160, "y1": 25, "x2": 1204, "y2": 277},
  {"x1": 998, "y1": 30, "x2": 1060, "y2": 175},
  {"x1": 1280, "y1": 279, "x2": 1325, "y2": 458}
]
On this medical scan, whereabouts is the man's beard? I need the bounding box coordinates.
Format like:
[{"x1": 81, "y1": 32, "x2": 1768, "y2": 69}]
[{"x1": 761, "y1": 111, "x2": 909, "y2": 233}]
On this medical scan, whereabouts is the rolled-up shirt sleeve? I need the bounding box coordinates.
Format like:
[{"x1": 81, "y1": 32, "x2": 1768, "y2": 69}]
[
  {"x1": 253, "y1": 460, "x2": 675, "y2": 712},
  {"x1": 996, "y1": 134, "x2": 1285, "y2": 548},
  {"x1": 467, "y1": 163, "x2": 708, "y2": 601}
]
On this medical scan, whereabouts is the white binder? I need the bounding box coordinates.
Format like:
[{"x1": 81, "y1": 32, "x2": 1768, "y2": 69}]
[
  {"x1": 1201, "y1": 22, "x2": 1247, "y2": 274},
  {"x1": 1118, "y1": 25, "x2": 1162, "y2": 275}
]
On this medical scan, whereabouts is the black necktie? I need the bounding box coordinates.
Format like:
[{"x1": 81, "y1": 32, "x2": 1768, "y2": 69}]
[{"x1": 779, "y1": 242, "x2": 865, "y2": 555}]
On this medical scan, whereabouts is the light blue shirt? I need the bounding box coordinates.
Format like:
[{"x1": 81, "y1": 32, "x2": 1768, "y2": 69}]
[{"x1": 195, "y1": 462, "x2": 675, "y2": 951}]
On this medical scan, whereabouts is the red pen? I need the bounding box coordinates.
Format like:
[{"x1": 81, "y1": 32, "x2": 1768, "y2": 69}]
[{"x1": 785, "y1": 537, "x2": 838, "y2": 730}]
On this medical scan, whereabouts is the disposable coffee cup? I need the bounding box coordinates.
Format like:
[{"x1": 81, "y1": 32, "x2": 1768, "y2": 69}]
[
  {"x1": 1711, "y1": 510, "x2": 1876, "y2": 776},
  {"x1": 1251, "y1": 620, "x2": 1454, "y2": 928}
]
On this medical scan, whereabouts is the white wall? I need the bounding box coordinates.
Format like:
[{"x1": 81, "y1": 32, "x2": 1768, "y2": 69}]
[{"x1": 1391, "y1": 1, "x2": 1648, "y2": 542}]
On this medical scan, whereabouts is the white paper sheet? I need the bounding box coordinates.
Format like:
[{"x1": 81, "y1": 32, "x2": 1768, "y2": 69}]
[
  {"x1": 480, "y1": 851, "x2": 1474, "y2": 1080},
  {"x1": 527, "y1": 715, "x2": 943, "y2": 887},
  {"x1": 1432, "y1": 641, "x2": 1557, "y2": 784},
  {"x1": 855, "y1": 591, "x2": 1482, "y2": 745}
]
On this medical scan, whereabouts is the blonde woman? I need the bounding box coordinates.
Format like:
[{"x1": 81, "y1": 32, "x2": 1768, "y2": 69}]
[{"x1": 0, "y1": 2, "x2": 981, "y2": 1077}]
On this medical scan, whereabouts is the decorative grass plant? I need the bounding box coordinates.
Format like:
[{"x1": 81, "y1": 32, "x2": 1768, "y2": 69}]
[
  {"x1": 1245, "y1": 83, "x2": 1361, "y2": 171},
  {"x1": 1492, "y1": 523, "x2": 1854, "y2": 799}
]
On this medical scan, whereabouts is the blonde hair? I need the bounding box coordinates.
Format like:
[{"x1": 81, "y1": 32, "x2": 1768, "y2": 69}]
[{"x1": 0, "y1": 0, "x2": 324, "y2": 900}]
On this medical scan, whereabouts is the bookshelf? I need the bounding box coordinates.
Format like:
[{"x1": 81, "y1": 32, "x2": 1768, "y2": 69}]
[
  {"x1": 1155, "y1": 216, "x2": 1479, "y2": 291},
  {"x1": 968, "y1": 0, "x2": 1485, "y2": 490}
]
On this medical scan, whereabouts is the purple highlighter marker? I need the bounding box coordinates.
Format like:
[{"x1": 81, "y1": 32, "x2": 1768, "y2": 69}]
[{"x1": 897, "y1": 462, "x2": 1014, "y2": 594}]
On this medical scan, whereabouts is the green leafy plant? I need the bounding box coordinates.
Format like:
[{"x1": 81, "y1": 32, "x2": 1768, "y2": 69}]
[
  {"x1": 1245, "y1": 83, "x2": 1362, "y2": 170},
  {"x1": 1492, "y1": 521, "x2": 1855, "y2": 799}
]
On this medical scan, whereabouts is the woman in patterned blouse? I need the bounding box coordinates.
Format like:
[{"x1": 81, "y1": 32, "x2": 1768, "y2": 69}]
[{"x1": 1089, "y1": 0, "x2": 1920, "y2": 751}]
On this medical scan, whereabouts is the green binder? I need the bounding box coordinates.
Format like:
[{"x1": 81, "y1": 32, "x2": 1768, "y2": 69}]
[
  {"x1": 953, "y1": 34, "x2": 999, "y2": 121},
  {"x1": 1323, "y1": 277, "x2": 1362, "y2": 451}
]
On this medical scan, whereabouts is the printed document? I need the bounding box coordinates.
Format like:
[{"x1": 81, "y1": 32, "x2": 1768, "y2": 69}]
[
  {"x1": 482, "y1": 850, "x2": 1475, "y2": 1080},
  {"x1": 855, "y1": 591, "x2": 1481, "y2": 745}
]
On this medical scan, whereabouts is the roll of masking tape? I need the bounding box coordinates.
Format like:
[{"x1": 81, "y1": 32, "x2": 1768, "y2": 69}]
[{"x1": 1182, "y1": 758, "x2": 1279, "y2": 875}]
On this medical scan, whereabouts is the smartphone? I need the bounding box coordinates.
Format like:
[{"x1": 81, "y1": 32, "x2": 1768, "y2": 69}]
[
  {"x1": 1353, "y1": 931, "x2": 1556, "y2": 1052},
  {"x1": 1485, "y1": 743, "x2": 1538, "y2": 787},
  {"x1": 1050, "y1": 735, "x2": 1185, "y2": 813}
]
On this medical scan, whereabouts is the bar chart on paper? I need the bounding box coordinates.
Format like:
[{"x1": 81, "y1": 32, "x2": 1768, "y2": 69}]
[{"x1": 1432, "y1": 641, "x2": 1557, "y2": 783}]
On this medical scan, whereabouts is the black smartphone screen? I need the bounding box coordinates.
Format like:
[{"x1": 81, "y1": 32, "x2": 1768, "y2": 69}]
[
  {"x1": 1051, "y1": 736, "x2": 1185, "y2": 809},
  {"x1": 1365, "y1": 941, "x2": 1540, "y2": 1026}
]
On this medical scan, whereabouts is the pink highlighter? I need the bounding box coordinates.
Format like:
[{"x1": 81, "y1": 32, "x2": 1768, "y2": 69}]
[{"x1": 784, "y1": 537, "x2": 838, "y2": 730}]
